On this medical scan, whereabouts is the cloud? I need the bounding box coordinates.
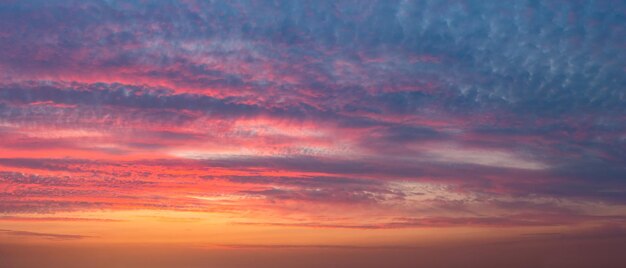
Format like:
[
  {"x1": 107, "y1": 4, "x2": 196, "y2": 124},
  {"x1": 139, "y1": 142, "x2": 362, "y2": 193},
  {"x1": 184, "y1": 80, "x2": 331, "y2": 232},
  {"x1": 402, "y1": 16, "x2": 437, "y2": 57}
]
[
  {"x1": 0, "y1": 216, "x2": 121, "y2": 222},
  {"x1": 0, "y1": 0, "x2": 624, "y2": 231},
  {"x1": 0, "y1": 229, "x2": 90, "y2": 240},
  {"x1": 236, "y1": 214, "x2": 626, "y2": 229},
  {"x1": 213, "y1": 244, "x2": 420, "y2": 250}
]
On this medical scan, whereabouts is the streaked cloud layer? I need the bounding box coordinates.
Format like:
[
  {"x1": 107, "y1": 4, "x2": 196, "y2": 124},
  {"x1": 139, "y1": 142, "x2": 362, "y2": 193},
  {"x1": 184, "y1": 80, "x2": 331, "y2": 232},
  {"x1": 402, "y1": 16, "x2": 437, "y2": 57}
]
[{"x1": 0, "y1": 0, "x2": 625, "y2": 266}]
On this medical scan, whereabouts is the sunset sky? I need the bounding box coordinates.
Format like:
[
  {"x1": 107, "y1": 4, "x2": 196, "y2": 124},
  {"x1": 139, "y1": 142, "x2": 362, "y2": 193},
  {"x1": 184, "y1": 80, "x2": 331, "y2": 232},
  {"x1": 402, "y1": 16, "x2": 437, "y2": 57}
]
[{"x1": 0, "y1": 1, "x2": 625, "y2": 267}]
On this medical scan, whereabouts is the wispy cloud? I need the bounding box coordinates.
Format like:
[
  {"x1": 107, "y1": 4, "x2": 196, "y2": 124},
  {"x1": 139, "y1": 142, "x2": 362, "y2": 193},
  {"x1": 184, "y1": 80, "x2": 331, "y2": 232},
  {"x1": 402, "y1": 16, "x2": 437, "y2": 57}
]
[{"x1": 0, "y1": 229, "x2": 91, "y2": 241}]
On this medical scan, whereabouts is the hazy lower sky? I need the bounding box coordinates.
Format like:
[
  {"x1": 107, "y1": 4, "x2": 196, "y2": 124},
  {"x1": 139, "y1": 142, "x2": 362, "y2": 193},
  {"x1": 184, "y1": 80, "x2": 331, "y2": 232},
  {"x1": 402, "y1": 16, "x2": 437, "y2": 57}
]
[{"x1": 0, "y1": 0, "x2": 625, "y2": 267}]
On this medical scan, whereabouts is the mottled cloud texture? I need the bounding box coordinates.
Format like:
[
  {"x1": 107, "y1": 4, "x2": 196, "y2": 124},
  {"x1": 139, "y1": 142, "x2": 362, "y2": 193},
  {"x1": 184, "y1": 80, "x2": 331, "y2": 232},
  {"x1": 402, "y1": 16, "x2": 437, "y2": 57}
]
[{"x1": 0, "y1": 0, "x2": 625, "y2": 242}]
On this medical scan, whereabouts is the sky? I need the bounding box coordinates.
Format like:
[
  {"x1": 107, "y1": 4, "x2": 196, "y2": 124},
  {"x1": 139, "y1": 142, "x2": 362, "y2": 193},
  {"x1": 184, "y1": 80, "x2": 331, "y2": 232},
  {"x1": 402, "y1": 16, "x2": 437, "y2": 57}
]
[{"x1": 0, "y1": 0, "x2": 625, "y2": 267}]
